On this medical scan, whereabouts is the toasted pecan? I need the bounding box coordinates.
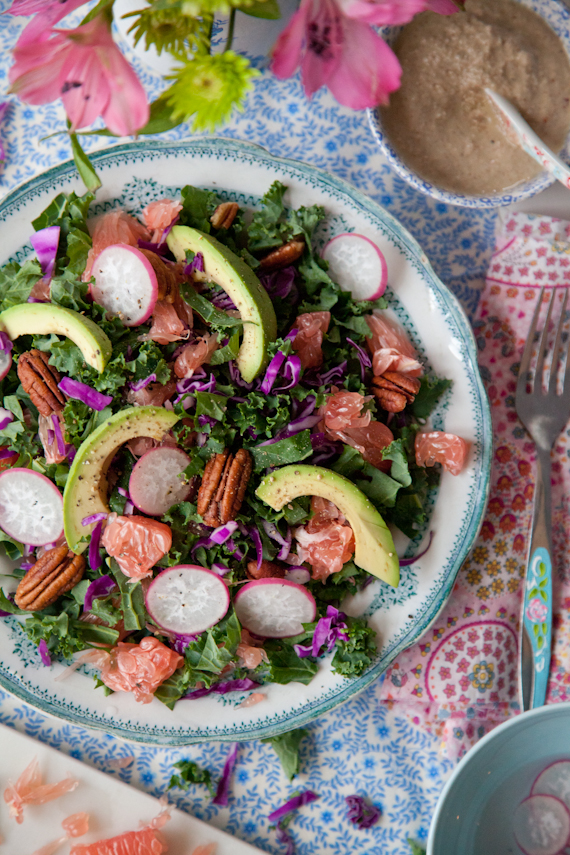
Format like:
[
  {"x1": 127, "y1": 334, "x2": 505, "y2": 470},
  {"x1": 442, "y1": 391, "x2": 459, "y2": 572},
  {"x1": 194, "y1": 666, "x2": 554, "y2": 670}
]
[
  {"x1": 197, "y1": 447, "x2": 252, "y2": 526},
  {"x1": 258, "y1": 239, "x2": 305, "y2": 272},
  {"x1": 17, "y1": 350, "x2": 66, "y2": 417},
  {"x1": 15, "y1": 547, "x2": 85, "y2": 611},
  {"x1": 372, "y1": 371, "x2": 421, "y2": 413},
  {"x1": 210, "y1": 202, "x2": 239, "y2": 230},
  {"x1": 246, "y1": 559, "x2": 286, "y2": 580}
]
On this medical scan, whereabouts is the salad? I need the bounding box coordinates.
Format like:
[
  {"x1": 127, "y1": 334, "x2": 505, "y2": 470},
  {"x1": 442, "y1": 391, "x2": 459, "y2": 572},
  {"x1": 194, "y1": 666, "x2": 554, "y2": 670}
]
[{"x1": 0, "y1": 179, "x2": 467, "y2": 710}]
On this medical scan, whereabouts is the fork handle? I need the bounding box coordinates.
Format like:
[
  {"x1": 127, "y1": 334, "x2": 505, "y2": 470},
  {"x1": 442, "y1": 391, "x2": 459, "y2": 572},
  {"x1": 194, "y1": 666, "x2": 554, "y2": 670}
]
[{"x1": 520, "y1": 447, "x2": 553, "y2": 711}]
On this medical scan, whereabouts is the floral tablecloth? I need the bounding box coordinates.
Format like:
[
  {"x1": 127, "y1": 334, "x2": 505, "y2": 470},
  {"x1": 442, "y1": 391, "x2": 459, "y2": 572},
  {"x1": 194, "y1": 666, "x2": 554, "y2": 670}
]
[{"x1": 0, "y1": 1, "x2": 516, "y2": 853}]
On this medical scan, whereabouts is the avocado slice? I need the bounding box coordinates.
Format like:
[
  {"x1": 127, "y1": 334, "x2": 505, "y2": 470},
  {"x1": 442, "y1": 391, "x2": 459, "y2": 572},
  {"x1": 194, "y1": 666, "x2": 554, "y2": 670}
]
[
  {"x1": 256, "y1": 464, "x2": 400, "y2": 587},
  {"x1": 167, "y1": 225, "x2": 277, "y2": 383},
  {"x1": 63, "y1": 405, "x2": 179, "y2": 553},
  {"x1": 0, "y1": 303, "x2": 112, "y2": 372}
]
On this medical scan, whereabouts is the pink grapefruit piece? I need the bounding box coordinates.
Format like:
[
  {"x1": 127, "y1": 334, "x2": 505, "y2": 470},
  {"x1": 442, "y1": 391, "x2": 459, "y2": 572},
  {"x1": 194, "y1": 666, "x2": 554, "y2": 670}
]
[{"x1": 322, "y1": 233, "x2": 388, "y2": 300}]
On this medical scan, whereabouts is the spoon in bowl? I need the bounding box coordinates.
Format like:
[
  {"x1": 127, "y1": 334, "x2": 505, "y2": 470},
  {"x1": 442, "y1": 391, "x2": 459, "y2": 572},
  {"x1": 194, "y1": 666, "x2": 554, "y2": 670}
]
[{"x1": 485, "y1": 88, "x2": 570, "y2": 191}]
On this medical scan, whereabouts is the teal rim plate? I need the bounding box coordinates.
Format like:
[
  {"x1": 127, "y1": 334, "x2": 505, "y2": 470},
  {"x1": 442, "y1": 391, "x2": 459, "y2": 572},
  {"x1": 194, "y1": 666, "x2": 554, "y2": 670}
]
[{"x1": 0, "y1": 137, "x2": 492, "y2": 745}]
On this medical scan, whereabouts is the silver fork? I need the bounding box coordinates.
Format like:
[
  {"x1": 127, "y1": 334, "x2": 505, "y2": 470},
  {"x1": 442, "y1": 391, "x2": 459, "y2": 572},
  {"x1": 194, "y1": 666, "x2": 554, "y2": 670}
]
[{"x1": 516, "y1": 287, "x2": 570, "y2": 711}]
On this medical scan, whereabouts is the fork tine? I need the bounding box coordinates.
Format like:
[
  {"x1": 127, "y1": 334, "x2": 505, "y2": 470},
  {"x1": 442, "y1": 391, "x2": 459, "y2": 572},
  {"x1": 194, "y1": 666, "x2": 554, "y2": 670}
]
[
  {"x1": 549, "y1": 289, "x2": 569, "y2": 395},
  {"x1": 535, "y1": 289, "x2": 556, "y2": 394},
  {"x1": 517, "y1": 287, "x2": 544, "y2": 397}
]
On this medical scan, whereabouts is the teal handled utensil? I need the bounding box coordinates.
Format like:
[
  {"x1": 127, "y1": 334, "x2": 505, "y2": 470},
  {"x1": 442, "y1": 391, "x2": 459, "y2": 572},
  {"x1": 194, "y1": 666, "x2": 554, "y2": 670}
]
[
  {"x1": 485, "y1": 88, "x2": 570, "y2": 191},
  {"x1": 515, "y1": 288, "x2": 570, "y2": 710}
]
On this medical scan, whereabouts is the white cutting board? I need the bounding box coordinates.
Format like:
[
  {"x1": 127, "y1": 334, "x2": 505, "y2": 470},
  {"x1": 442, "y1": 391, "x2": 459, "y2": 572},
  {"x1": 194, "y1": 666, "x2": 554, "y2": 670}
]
[{"x1": 0, "y1": 723, "x2": 263, "y2": 854}]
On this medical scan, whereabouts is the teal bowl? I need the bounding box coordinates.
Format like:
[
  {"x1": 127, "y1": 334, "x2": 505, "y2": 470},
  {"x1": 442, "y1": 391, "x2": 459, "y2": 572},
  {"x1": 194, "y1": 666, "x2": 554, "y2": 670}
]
[{"x1": 428, "y1": 703, "x2": 570, "y2": 855}]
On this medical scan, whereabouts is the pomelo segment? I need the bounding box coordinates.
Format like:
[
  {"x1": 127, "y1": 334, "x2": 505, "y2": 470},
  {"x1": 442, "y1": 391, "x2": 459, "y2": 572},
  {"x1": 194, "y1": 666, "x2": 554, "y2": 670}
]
[
  {"x1": 234, "y1": 578, "x2": 316, "y2": 638},
  {"x1": 146, "y1": 565, "x2": 230, "y2": 635},
  {"x1": 0, "y1": 467, "x2": 63, "y2": 545},
  {"x1": 415, "y1": 431, "x2": 469, "y2": 476},
  {"x1": 129, "y1": 447, "x2": 191, "y2": 516},
  {"x1": 322, "y1": 233, "x2": 387, "y2": 301},
  {"x1": 513, "y1": 794, "x2": 570, "y2": 855},
  {"x1": 91, "y1": 244, "x2": 158, "y2": 326}
]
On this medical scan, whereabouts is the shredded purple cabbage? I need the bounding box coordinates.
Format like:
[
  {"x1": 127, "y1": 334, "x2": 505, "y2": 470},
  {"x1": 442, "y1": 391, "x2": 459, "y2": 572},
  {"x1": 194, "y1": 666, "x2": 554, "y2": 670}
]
[
  {"x1": 212, "y1": 742, "x2": 239, "y2": 806},
  {"x1": 0, "y1": 447, "x2": 15, "y2": 460},
  {"x1": 130, "y1": 373, "x2": 157, "y2": 392},
  {"x1": 184, "y1": 252, "x2": 205, "y2": 275},
  {"x1": 309, "y1": 432, "x2": 342, "y2": 465},
  {"x1": 345, "y1": 794, "x2": 382, "y2": 829},
  {"x1": 84, "y1": 574, "x2": 117, "y2": 611},
  {"x1": 66, "y1": 444, "x2": 76, "y2": 463},
  {"x1": 257, "y1": 397, "x2": 319, "y2": 447},
  {"x1": 250, "y1": 526, "x2": 263, "y2": 571},
  {"x1": 172, "y1": 633, "x2": 198, "y2": 655},
  {"x1": 89, "y1": 520, "x2": 104, "y2": 572},
  {"x1": 202, "y1": 286, "x2": 237, "y2": 311},
  {"x1": 228, "y1": 360, "x2": 255, "y2": 391},
  {"x1": 211, "y1": 562, "x2": 231, "y2": 577},
  {"x1": 399, "y1": 531, "x2": 434, "y2": 566},
  {"x1": 137, "y1": 238, "x2": 169, "y2": 256},
  {"x1": 161, "y1": 213, "x2": 180, "y2": 244},
  {"x1": 19, "y1": 560, "x2": 35, "y2": 571},
  {"x1": 275, "y1": 824, "x2": 295, "y2": 855},
  {"x1": 260, "y1": 350, "x2": 287, "y2": 394},
  {"x1": 0, "y1": 592, "x2": 17, "y2": 617},
  {"x1": 59, "y1": 377, "x2": 113, "y2": 412},
  {"x1": 347, "y1": 338, "x2": 372, "y2": 381},
  {"x1": 51, "y1": 413, "x2": 65, "y2": 455},
  {"x1": 274, "y1": 355, "x2": 302, "y2": 392},
  {"x1": 210, "y1": 521, "x2": 238, "y2": 545},
  {"x1": 198, "y1": 414, "x2": 218, "y2": 430},
  {"x1": 30, "y1": 225, "x2": 60, "y2": 280},
  {"x1": 294, "y1": 606, "x2": 348, "y2": 659},
  {"x1": 176, "y1": 373, "x2": 216, "y2": 396},
  {"x1": 82, "y1": 512, "x2": 108, "y2": 527},
  {"x1": 185, "y1": 678, "x2": 260, "y2": 700},
  {"x1": 268, "y1": 790, "x2": 319, "y2": 824},
  {"x1": 38, "y1": 639, "x2": 51, "y2": 667},
  {"x1": 260, "y1": 266, "x2": 297, "y2": 300},
  {"x1": 0, "y1": 332, "x2": 13, "y2": 354},
  {"x1": 304, "y1": 361, "x2": 347, "y2": 388},
  {"x1": 0, "y1": 407, "x2": 13, "y2": 431},
  {"x1": 261, "y1": 520, "x2": 292, "y2": 560},
  {"x1": 226, "y1": 538, "x2": 245, "y2": 560}
]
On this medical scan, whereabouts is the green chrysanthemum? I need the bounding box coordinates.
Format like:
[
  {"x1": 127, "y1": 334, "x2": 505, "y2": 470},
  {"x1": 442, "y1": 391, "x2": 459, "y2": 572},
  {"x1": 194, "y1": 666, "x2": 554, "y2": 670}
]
[
  {"x1": 165, "y1": 52, "x2": 259, "y2": 131},
  {"x1": 125, "y1": 6, "x2": 201, "y2": 57}
]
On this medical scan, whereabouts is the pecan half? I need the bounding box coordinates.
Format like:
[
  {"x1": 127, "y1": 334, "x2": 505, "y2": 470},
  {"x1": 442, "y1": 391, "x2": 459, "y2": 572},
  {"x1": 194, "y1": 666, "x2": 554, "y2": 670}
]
[
  {"x1": 15, "y1": 547, "x2": 85, "y2": 611},
  {"x1": 246, "y1": 559, "x2": 286, "y2": 580},
  {"x1": 17, "y1": 350, "x2": 66, "y2": 417},
  {"x1": 372, "y1": 371, "x2": 421, "y2": 413},
  {"x1": 138, "y1": 248, "x2": 177, "y2": 303},
  {"x1": 210, "y1": 202, "x2": 239, "y2": 230},
  {"x1": 258, "y1": 238, "x2": 305, "y2": 272},
  {"x1": 197, "y1": 448, "x2": 252, "y2": 527}
]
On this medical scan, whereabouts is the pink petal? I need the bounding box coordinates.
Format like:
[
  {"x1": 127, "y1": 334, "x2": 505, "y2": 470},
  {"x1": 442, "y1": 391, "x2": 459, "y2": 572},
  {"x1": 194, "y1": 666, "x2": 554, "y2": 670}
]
[
  {"x1": 60, "y1": 47, "x2": 111, "y2": 131},
  {"x1": 300, "y1": 0, "x2": 343, "y2": 97},
  {"x1": 327, "y1": 19, "x2": 401, "y2": 109},
  {"x1": 10, "y1": 0, "x2": 89, "y2": 47},
  {"x1": 8, "y1": 36, "x2": 68, "y2": 102},
  {"x1": 338, "y1": 0, "x2": 426, "y2": 25},
  {"x1": 271, "y1": 3, "x2": 310, "y2": 80},
  {"x1": 100, "y1": 45, "x2": 150, "y2": 135}
]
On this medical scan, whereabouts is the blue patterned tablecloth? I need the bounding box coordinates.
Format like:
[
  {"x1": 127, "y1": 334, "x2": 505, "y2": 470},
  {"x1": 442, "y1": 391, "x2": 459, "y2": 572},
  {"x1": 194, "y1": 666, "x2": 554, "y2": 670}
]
[{"x1": 0, "y1": 2, "x2": 498, "y2": 852}]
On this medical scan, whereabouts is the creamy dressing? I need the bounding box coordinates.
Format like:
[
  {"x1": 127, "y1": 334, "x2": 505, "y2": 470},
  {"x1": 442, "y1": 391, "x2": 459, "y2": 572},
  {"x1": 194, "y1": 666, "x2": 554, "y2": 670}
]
[{"x1": 379, "y1": 0, "x2": 570, "y2": 196}]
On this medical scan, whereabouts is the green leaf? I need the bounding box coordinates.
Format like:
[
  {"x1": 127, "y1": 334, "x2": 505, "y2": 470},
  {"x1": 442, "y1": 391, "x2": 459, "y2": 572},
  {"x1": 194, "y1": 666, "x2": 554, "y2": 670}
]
[
  {"x1": 241, "y1": 0, "x2": 280, "y2": 16},
  {"x1": 186, "y1": 631, "x2": 234, "y2": 674},
  {"x1": 537, "y1": 635, "x2": 544, "y2": 649},
  {"x1": 412, "y1": 376, "x2": 452, "y2": 421},
  {"x1": 168, "y1": 759, "x2": 215, "y2": 795},
  {"x1": 264, "y1": 640, "x2": 318, "y2": 685},
  {"x1": 209, "y1": 332, "x2": 240, "y2": 365},
  {"x1": 250, "y1": 431, "x2": 313, "y2": 471},
  {"x1": 0, "y1": 531, "x2": 24, "y2": 560},
  {"x1": 137, "y1": 93, "x2": 183, "y2": 135},
  {"x1": 195, "y1": 392, "x2": 227, "y2": 421},
  {"x1": 69, "y1": 132, "x2": 102, "y2": 192},
  {"x1": 382, "y1": 439, "x2": 412, "y2": 488},
  {"x1": 0, "y1": 588, "x2": 26, "y2": 614},
  {"x1": 331, "y1": 615, "x2": 376, "y2": 678},
  {"x1": 109, "y1": 562, "x2": 146, "y2": 631},
  {"x1": 408, "y1": 841, "x2": 426, "y2": 855},
  {"x1": 261, "y1": 727, "x2": 308, "y2": 780},
  {"x1": 180, "y1": 281, "x2": 243, "y2": 330},
  {"x1": 179, "y1": 184, "x2": 219, "y2": 233},
  {"x1": 0, "y1": 259, "x2": 43, "y2": 311}
]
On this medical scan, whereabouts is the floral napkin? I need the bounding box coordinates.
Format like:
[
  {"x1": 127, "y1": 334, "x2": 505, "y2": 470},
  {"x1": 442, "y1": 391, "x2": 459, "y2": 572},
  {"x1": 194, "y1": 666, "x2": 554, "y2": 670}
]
[{"x1": 380, "y1": 211, "x2": 570, "y2": 760}]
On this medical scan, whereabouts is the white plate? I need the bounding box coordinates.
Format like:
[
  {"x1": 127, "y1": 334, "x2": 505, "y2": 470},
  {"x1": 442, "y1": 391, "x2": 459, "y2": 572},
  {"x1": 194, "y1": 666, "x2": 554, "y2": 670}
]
[
  {"x1": 0, "y1": 721, "x2": 264, "y2": 853},
  {"x1": 0, "y1": 138, "x2": 492, "y2": 744}
]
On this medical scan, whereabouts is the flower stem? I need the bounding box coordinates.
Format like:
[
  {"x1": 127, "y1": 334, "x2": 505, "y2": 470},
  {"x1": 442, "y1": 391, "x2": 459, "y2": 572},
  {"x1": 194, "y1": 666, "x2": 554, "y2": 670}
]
[{"x1": 225, "y1": 10, "x2": 236, "y2": 52}]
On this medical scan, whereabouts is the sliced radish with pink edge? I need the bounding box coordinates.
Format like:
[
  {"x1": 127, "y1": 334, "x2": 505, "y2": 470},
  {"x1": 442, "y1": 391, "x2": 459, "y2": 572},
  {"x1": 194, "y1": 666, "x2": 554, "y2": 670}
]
[
  {"x1": 513, "y1": 794, "x2": 570, "y2": 855},
  {"x1": 129, "y1": 446, "x2": 192, "y2": 517},
  {"x1": 0, "y1": 468, "x2": 63, "y2": 545},
  {"x1": 91, "y1": 244, "x2": 158, "y2": 326},
  {"x1": 322, "y1": 233, "x2": 388, "y2": 301},
  {"x1": 146, "y1": 565, "x2": 230, "y2": 636},
  {"x1": 533, "y1": 761, "x2": 570, "y2": 810},
  {"x1": 0, "y1": 350, "x2": 12, "y2": 382},
  {"x1": 234, "y1": 578, "x2": 316, "y2": 638}
]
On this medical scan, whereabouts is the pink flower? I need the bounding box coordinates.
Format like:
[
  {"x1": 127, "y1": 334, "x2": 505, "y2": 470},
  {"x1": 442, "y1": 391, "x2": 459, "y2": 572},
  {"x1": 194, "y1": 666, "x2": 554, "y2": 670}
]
[
  {"x1": 8, "y1": 13, "x2": 149, "y2": 136},
  {"x1": 6, "y1": 0, "x2": 88, "y2": 47},
  {"x1": 526, "y1": 597, "x2": 548, "y2": 624},
  {"x1": 271, "y1": 0, "x2": 457, "y2": 108}
]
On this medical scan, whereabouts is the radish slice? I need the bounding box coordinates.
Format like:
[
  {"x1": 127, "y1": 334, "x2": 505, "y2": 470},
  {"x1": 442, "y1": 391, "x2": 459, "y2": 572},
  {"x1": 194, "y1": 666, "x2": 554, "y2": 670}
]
[
  {"x1": 322, "y1": 233, "x2": 388, "y2": 301},
  {"x1": 91, "y1": 244, "x2": 158, "y2": 326},
  {"x1": 129, "y1": 447, "x2": 191, "y2": 516},
  {"x1": 533, "y1": 761, "x2": 570, "y2": 810},
  {"x1": 0, "y1": 350, "x2": 11, "y2": 382},
  {"x1": 513, "y1": 794, "x2": 570, "y2": 855},
  {"x1": 145, "y1": 565, "x2": 230, "y2": 635},
  {"x1": 234, "y1": 579, "x2": 316, "y2": 638},
  {"x1": 0, "y1": 467, "x2": 63, "y2": 545}
]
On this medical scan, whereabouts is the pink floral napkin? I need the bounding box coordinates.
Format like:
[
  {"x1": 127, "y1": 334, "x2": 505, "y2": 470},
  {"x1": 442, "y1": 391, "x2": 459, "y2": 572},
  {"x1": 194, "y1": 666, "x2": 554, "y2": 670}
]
[{"x1": 380, "y1": 211, "x2": 570, "y2": 760}]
